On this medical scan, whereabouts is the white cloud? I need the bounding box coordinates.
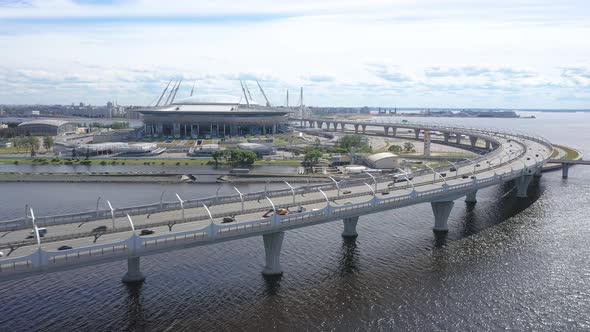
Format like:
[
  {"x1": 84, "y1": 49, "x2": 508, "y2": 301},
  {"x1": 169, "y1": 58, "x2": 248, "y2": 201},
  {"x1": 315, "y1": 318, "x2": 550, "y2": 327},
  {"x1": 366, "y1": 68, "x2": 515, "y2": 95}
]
[{"x1": 0, "y1": 0, "x2": 589, "y2": 107}]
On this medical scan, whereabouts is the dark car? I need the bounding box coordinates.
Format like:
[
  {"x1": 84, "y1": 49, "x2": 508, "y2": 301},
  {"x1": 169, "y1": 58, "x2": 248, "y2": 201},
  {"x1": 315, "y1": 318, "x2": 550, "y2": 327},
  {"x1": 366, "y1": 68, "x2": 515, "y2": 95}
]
[
  {"x1": 222, "y1": 216, "x2": 235, "y2": 223},
  {"x1": 26, "y1": 234, "x2": 34, "y2": 239},
  {"x1": 140, "y1": 229, "x2": 155, "y2": 236},
  {"x1": 92, "y1": 226, "x2": 107, "y2": 233},
  {"x1": 440, "y1": 173, "x2": 447, "y2": 177},
  {"x1": 535, "y1": 154, "x2": 539, "y2": 157},
  {"x1": 471, "y1": 175, "x2": 477, "y2": 179},
  {"x1": 342, "y1": 190, "x2": 352, "y2": 194},
  {"x1": 475, "y1": 163, "x2": 481, "y2": 167},
  {"x1": 381, "y1": 191, "x2": 389, "y2": 195},
  {"x1": 57, "y1": 245, "x2": 73, "y2": 251},
  {"x1": 527, "y1": 157, "x2": 531, "y2": 160},
  {"x1": 449, "y1": 167, "x2": 456, "y2": 172},
  {"x1": 462, "y1": 174, "x2": 469, "y2": 179}
]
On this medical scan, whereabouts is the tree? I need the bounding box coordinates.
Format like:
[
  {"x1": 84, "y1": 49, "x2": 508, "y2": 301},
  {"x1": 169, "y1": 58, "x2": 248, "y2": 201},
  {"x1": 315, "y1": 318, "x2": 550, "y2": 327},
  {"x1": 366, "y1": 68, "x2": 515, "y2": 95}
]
[
  {"x1": 403, "y1": 142, "x2": 415, "y2": 153},
  {"x1": 388, "y1": 144, "x2": 402, "y2": 154},
  {"x1": 303, "y1": 149, "x2": 323, "y2": 168},
  {"x1": 43, "y1": 136, "x2": 54, "y2": 150}
]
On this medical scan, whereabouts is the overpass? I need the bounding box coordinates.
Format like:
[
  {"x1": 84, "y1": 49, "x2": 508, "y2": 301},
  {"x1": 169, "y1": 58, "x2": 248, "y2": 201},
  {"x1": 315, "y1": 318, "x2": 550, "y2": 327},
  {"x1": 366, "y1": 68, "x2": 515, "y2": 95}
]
[
  {"x1": 0, "y1": 120, "x2": 553, "y2": 283},
  {"x1": 546, "y1": 159, "x2": 590, "y2": 179}
]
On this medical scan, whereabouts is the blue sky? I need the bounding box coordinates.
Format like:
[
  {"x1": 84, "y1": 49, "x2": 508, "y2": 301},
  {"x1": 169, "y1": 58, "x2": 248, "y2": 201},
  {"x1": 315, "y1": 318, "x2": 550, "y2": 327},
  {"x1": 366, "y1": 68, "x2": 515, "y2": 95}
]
[{"x1": 1, "y1": 0, "x2": 589, "y2": 108}]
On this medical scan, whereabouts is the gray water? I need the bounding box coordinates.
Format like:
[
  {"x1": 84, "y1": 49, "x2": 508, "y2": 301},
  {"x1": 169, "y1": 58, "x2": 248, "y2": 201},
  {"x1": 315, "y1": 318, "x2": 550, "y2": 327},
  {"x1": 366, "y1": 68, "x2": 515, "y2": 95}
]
[{"x1": 1, "y1": 112, "x2": 589, "y2": 331}]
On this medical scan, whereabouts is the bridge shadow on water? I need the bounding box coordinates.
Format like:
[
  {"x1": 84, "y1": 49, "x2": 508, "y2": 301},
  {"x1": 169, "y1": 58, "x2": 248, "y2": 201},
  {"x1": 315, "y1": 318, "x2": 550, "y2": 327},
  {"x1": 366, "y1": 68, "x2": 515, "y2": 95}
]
[
  {"x1": 124, "y1": 283, "x2": 145, "y2": 331},
  {"x1": 337, "y1": 237, "x2": 360, "y2": 277},
  {"x1": 455, "y1": 176, "x2": 544, "y2": 239}
]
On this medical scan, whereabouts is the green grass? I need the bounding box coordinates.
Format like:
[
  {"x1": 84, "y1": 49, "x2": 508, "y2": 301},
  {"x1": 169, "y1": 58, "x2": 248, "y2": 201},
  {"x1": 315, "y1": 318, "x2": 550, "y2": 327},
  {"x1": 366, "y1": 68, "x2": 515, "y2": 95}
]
[{"x1": 554, "y1": 144, "x2": 581, "y2": 161}]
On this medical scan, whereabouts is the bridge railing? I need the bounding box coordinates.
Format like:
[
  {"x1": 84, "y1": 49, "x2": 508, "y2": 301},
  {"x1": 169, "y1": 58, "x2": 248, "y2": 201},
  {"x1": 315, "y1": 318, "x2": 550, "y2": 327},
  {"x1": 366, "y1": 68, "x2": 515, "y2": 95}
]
[{"x1": 0, "y1": 159, "x2": 544, "y2": 277}]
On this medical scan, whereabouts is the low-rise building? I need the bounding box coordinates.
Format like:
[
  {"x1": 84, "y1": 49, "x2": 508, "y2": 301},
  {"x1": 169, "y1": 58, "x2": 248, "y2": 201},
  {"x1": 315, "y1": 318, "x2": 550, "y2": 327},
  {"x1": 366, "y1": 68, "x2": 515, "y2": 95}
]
[{"x1": 364, "y1": 152, "x2": 399, "y2": 169}]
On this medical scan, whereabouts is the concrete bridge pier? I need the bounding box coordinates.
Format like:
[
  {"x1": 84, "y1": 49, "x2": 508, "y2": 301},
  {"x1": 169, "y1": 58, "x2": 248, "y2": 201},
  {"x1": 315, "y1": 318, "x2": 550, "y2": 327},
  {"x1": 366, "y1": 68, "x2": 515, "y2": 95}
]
[
  {"x1": 384, "y1": 126, "x2": 390, "y2": 136},
  {"x1": 515, "y1": 175, "x2": 533, "y2": 198},
  {"x1": 361, "y1": 125, "x2": 366, "y2": 134},
  {"x1": 262, "y1": 232, "x2": 285, "y2": 275},
  {"x1": 443, "y1": 132, "x2": 450, "y2": 143},
  {"x1": 431, "y1": 201, "x2": 454, "y2": 232},
  {"x1": 340, "y1": 123, "x2": 346, "y2": 131},
  {"x1": 465, "y1": 191, "x2": 477, "y2": 203},
  {"x1": 391, "y1": 127, "x2": 397, "y2": 136},
  {"x1": 455, "y1": 134, "x2": 461, "y2": 144},
  {"x1": 354, "y1": 124, "x2": 359, "y2": 133},
  {"x1": 414, "y1": 129, "x2": 420, "y2": 139},
  {"x1": 122, "y1": 257, "x2": 145, "y2": 283},
  {"x1": 562, "y1": 164, "x2": 570, "y2": 179},
  {"x1": 341, "y1": 216, "x2": 359, "y2": 238},
  {"x1": 469, "y1": 136, "x2": 478, "y2": 147}
]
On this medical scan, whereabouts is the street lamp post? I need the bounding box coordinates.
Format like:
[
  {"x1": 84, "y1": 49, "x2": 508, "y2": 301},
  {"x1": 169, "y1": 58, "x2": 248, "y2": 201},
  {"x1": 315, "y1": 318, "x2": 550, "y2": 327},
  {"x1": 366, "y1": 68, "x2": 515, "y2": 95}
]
[
  {"x1": 365, "y1": 172, "x2": 377, "y2": 192},
  {"x1": 233, "y1": 186, "x2": 244, "y2": 212},
  {"x1": 107, "y1": 200, "x2": 115, "y2": 230},
  {"x1": 159, "y1": 190, "x2": 166, "y2": 210},
  {"x1": 328, "y1": 176, "x2": 340, "y2": 198},
  {"x1": 175, "y1": 193, "x2": 185, "y2": 221},
  {"x1": 126, "y1": 214, "x2": 136, "y2": 232},
  {"x1": 424, "y1": 164, "x2": 437, "y2": 184},
  {"x1": 95, "y1": 196, "x2": 102, "y2": 216},
  {"x1": 284, "y1": 181, "x2": 296, "y2": 204},
  {"x1": 364, "y1": 182, "x2": 376, "y2": 197}
]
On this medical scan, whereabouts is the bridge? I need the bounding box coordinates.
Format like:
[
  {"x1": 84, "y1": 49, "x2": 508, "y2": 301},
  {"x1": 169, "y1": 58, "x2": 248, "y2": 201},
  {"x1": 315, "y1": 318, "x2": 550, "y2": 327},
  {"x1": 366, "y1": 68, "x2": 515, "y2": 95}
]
[
  {"x1": 0, "y1": 120, "x2": 553, "y2": 283},
  {"x1": 546, "y1": 159, "x2": 590, "y2": 179}
]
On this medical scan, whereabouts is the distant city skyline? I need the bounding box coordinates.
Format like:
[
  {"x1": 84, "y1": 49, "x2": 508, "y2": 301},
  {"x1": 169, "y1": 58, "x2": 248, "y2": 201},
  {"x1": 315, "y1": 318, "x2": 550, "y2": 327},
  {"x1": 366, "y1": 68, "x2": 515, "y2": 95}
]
[{"x1": 1, "y1": 0, "x2": 589, "y2": 108}]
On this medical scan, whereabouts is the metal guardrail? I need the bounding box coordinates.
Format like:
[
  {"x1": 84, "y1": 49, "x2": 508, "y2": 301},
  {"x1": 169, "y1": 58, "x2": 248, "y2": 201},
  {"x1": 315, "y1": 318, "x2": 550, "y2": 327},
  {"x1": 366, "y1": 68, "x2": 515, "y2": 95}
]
[{"x1": 0, "y1": 156, "x2": 549, "y2": 276}]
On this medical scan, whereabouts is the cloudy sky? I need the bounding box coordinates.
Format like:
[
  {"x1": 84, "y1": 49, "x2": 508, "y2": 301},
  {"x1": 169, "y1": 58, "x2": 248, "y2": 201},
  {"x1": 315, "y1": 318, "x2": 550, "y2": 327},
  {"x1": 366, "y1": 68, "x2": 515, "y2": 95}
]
[{"x1": 1, "y1": 0, "x2": 589, "y2": 108}]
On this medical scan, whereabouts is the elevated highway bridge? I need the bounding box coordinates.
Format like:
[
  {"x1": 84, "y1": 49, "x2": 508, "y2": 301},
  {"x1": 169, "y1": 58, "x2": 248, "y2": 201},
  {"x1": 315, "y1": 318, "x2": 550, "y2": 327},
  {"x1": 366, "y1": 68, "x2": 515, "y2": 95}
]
[{"x1": 0, "y1": 120, "x2": 553, "y2": 283}]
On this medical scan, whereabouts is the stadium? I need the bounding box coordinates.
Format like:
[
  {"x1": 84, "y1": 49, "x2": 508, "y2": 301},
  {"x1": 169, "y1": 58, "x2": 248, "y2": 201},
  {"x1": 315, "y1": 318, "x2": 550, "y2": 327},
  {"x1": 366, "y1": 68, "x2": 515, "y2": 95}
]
[{"x1": 140, "y1": 82, "x2": 291, "y2": 138}]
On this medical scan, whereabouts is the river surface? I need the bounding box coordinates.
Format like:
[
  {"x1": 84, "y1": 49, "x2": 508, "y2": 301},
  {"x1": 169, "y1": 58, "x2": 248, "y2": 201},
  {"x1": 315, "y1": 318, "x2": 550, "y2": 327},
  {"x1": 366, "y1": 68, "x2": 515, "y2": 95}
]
[{"x1": 1, "y1": 112, "x2": 590, "y2": 331}]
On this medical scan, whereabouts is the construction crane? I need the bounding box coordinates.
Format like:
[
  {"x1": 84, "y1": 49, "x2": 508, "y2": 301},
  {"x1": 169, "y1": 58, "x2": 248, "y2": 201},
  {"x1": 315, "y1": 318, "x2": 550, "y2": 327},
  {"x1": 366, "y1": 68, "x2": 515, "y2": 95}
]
[
  {"x1": 256, "y1": 80, "x2": 271, "y2": 107},
  {"x1": 155, "y1": 80, "x2": 172, "y2": 106}
]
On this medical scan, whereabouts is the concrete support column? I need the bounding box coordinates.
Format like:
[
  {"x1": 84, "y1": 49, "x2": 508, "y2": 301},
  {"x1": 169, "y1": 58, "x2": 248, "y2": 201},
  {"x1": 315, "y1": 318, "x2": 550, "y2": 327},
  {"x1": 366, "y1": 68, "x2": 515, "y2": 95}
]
[
  {"x1": 391, "y1": 127, "x2": 397, "y2": 137},
  {"x1": 515, "y1": 175, "x2": 533, "y2": 198},
  {"x1": 455, "y1": 134, "x2": 461, "y2": 144},
  {"x1": 341, "y1": 216, "x2": 359, "y2": 238},
  {"x1": 443, "y1": 132, "x2": 450, "y2": 143},
  {"x1": 318, "y1": 121, "x2": 323, "y2": 129},
  {"x1": 431, "y1": 201, "x2": 454, "y2": 232},
  {"x1": 414, "y1": 129, "x2": 420, "y2": 140},
  {"x1": 384, "y1": 126, "x2": 390, "y2": 136},
  {"x1": 156, "y1": 124, "x2": 164, "y2": 135},
  {"x1": 354, "y1": 124, "x2": 359, "y2": 133},
  {"x1": 361, "y1": 125, "x2": 366, "y2": 133},
  {"x1": 562, "y1": 164, "x2": 570, "y2": 179},
  {"x1": 469, "y1": 136, "x2": 478, "y2": 147},
  {"x1": 122, "y1": 256, "x2": 145, "y2": 283},
  {"x1": 173, "y1": 123, "x2": 181, "y2": 137},
  {"x1": 262, "y1": 232, "x2": 285, "y2": 275},
  {"x1": 465, "y1": 191, "x2": 477, "y2": 203},
  {"x1": 340, "y1": 123, "x2": 345, "y2": 131}
]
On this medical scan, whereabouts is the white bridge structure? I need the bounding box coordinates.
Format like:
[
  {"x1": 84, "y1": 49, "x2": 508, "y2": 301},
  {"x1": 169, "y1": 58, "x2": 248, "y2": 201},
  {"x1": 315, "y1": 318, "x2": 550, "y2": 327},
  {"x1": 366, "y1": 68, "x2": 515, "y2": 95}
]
[{"x1": 0, "y1": 120, "x2": 553, "y2": 283}]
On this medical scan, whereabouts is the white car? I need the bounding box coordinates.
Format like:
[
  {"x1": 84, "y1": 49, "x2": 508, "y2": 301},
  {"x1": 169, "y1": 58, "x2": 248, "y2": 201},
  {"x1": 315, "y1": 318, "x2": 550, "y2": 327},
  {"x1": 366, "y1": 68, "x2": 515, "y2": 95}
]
[{"x1": 0, "y1": 251, "x2": 4, "y2": 257}]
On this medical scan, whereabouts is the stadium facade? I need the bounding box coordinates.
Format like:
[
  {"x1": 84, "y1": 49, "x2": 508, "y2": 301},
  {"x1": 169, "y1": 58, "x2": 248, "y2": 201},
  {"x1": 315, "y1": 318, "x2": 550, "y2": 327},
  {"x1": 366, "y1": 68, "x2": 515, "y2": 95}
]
[{"x1": 140, "y1": 94, "x2": 290, "y2": 138}]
